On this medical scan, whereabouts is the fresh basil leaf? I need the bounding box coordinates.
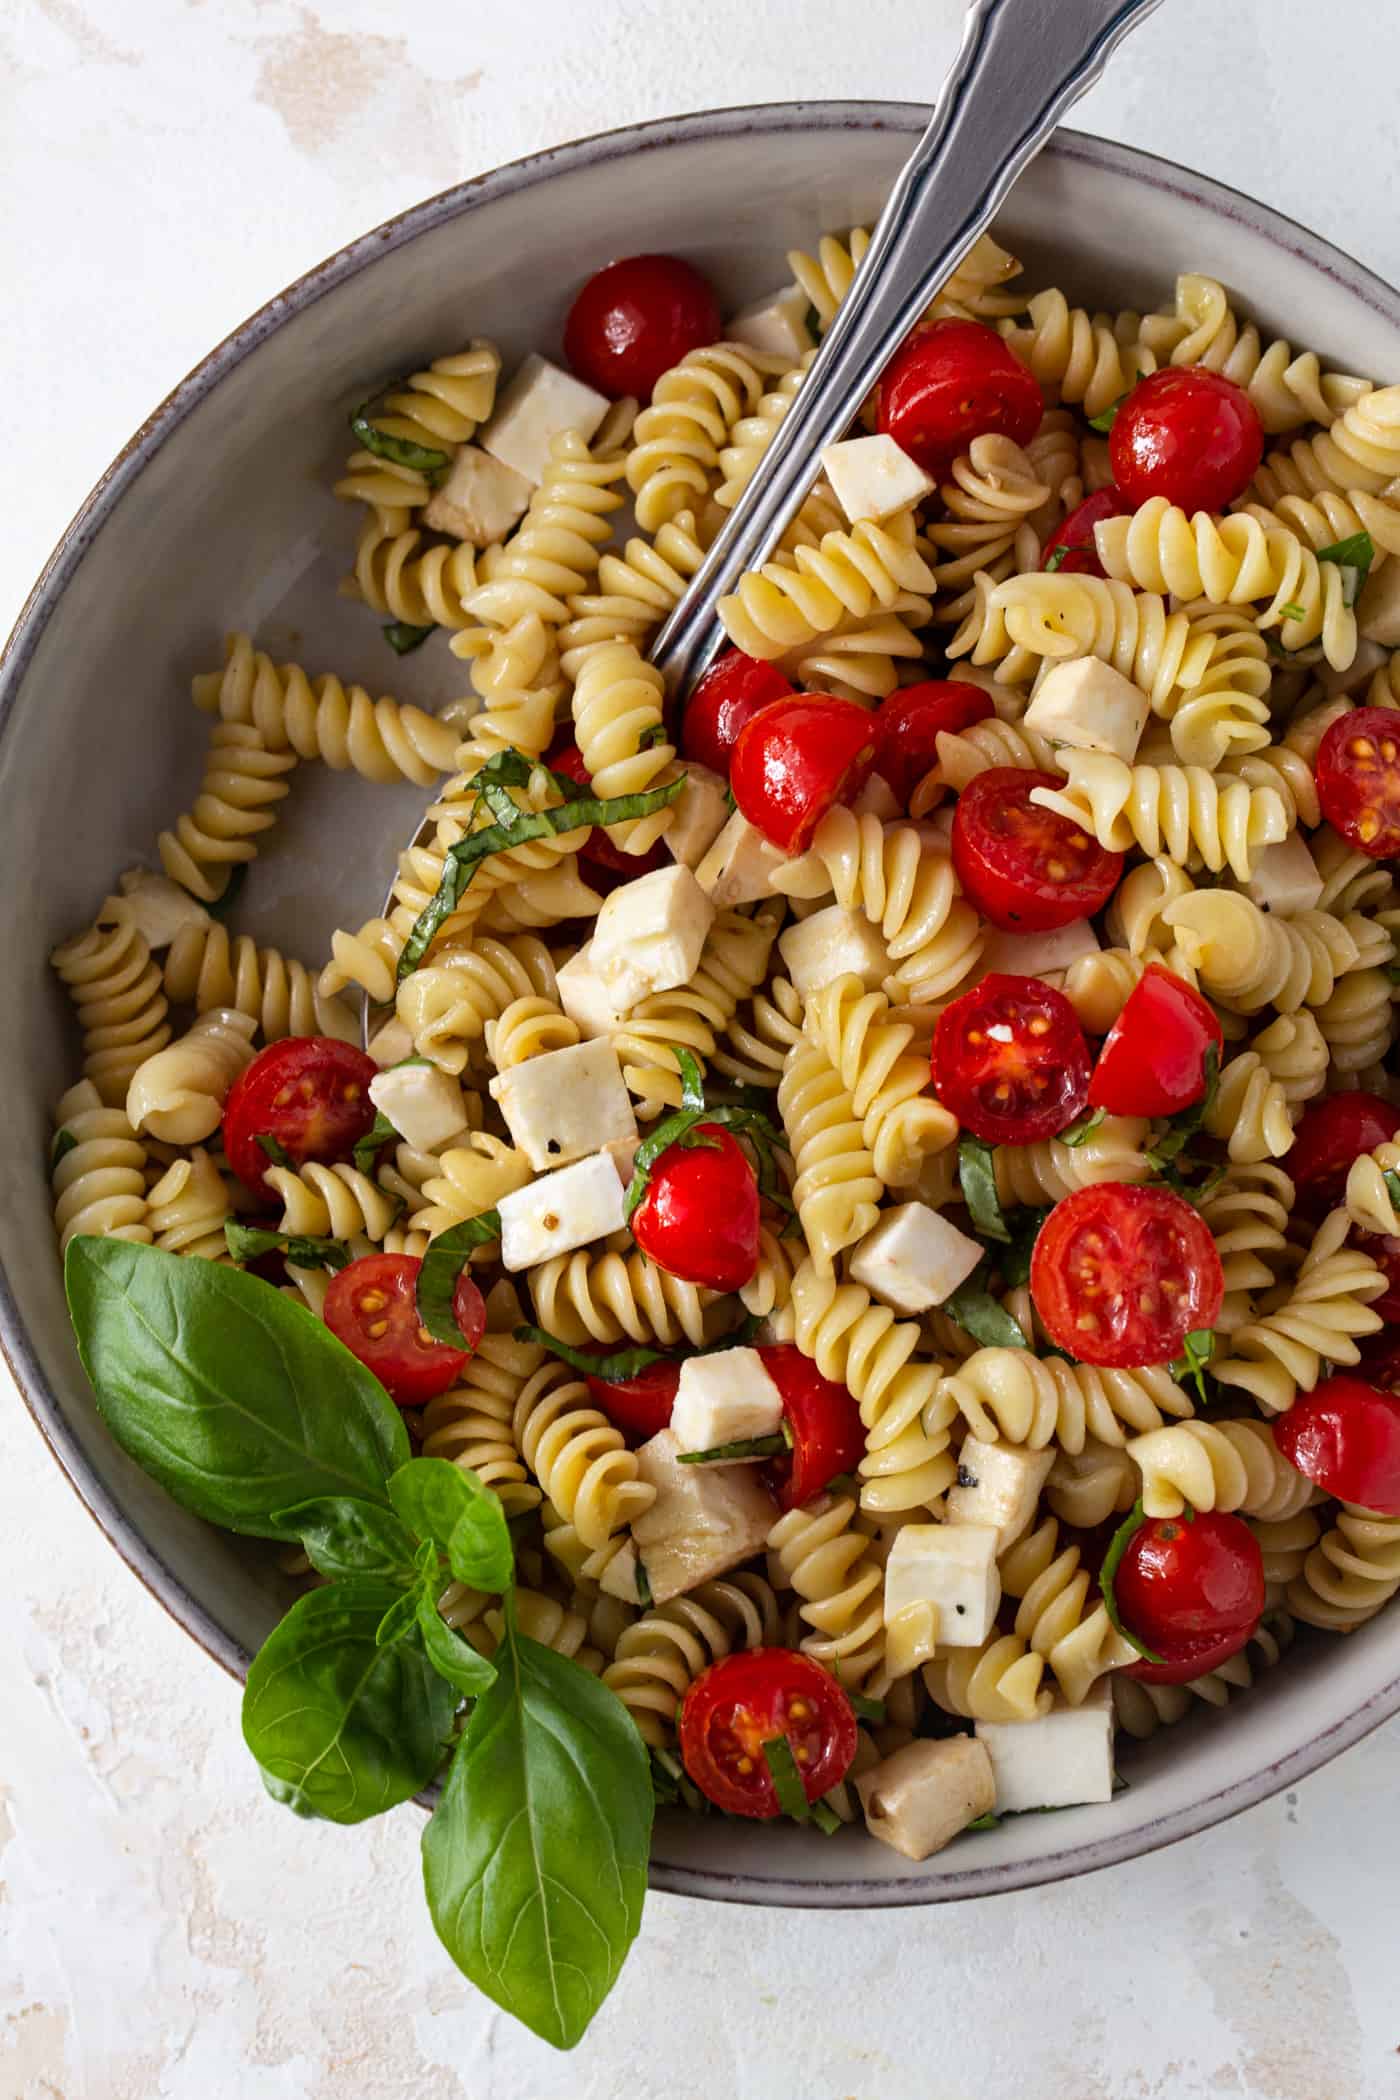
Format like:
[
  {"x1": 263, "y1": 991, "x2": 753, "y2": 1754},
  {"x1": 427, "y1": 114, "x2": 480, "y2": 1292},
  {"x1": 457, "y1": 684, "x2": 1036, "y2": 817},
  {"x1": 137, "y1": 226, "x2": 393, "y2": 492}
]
[
  {"x1": 384, "y1": 620, "x2": 434, "y2": 655},
  {"x1": 348, "y1": 397, "x2": 450, "y2": 474},
  {"x1": 1098, "y1": 1500, "x2": 1166, "y2": 1665},
  {"x1": 967, "y1": 1812, "x2": 1001, "y2": 1830},
  {"x1": 376, "y1": 1585, "x2": 422, "y2": 1649},
  {"x1": 958, "y1": 1134, "x2": 1010, "y2": 1243},
  {"x1": 1043, "y1": 543, "x2": 1069, "y2": 573},
  {"x1": 1088, "y1": 395, "x2": 1124, "y2": 433},
  {"x1": 224, "y1": 1222, "x2": 353, "y2": 1272},
  {"x1": 272, "y1": 1495, "x2": 419, "y2": 1580},
  {"x1": 676, "y1": 1046, "x2": 706, "y2": 1114},
  {"x1": 50, "y1": 1127, "x2": 77, "y2": 1169},
  {"x1": 848, "y1": 1692, "x2": 885, "y2": 1724},
  {"x1": 415, "y1": 1590, "x2": 497, "y2": 1695},
  {"x1": 1318, "y1": 529, "x2": 1375, "y2": 605},
  {"x1": 353, "y1": 1110, "x2": 399, "y2": 1176},
  {"x1": 64, "y1": 1240, "x2": 409, "y2": 1539},
  {"x1": 1000, "y1": 1206, "x2": 1050, "y2": 1290},
  {"x1": 677, "y1": 1432, "x2": 788, "y2": 1464},
  {"x1": 1384, "y1": 1168, "x2": 1400, "y2": 1213},
  {"x1": 1058, "y1": 1108, "x2": 1106, "y2": 1149},
  {"x1": 761, "y1": 1735, "x2": 811, "y2": 1822},
  {"x1": 941, "y1": 1276, "x2": 1029, "y2": 1351},
  {"x1": 1170, "y1": 1328, "x2": 1216, "y2": 1407},
  {"x1": 1145, "y1": 1045, "x2": 1219, "y2": 1169},
  {"x1": 256, "y1": 1132, "x2": 293, "y2": 1171},
  {"x1": 421, "y1": 1609, "x2": 651, "y2": 2050},
  {"x1": 388, "y1": 1456, "x2": 514, "y2": 1594},
  {"x1": 205, "y1": 861, "x2": 248, "y2": 923},
  {"x1": 415, "y1": 1212, "x2": 501, "y2": 1346}
]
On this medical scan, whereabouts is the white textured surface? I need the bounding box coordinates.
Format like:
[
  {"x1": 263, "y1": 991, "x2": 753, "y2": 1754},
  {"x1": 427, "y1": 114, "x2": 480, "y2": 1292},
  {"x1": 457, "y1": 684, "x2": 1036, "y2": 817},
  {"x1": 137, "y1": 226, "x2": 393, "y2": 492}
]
[{"x1": 4, "y1": 3, "x2": 1400, "y2": 2093}]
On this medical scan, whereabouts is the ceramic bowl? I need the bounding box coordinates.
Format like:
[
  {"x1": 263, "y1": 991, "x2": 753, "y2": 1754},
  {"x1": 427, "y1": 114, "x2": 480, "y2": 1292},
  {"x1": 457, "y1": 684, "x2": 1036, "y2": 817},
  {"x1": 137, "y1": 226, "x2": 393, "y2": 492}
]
[{"x1": 4, "y1": 103, "x2": 1399, "y2": 1905}]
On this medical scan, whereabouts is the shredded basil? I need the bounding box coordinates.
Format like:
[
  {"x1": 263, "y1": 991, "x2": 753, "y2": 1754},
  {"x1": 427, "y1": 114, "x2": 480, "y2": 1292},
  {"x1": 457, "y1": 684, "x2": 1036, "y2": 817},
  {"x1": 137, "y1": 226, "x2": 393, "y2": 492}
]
[
  {"x1": 1171, "y1": 1327, "x2": 1216, "y2": 1406},
  {"x1": 415, "y1": 1211, "x2": 502, "y2": 1346},
  {"x1": 1098, "y1": 1500, "x2": 1166, "y2": 1664},
  {"x1": 1000, "y1": 1206, "x2": 1050, "y2": 1291},
  {"x1": 967, "y1": 1812, "x2": 1001, "y2": 1831},
  {"x1": 1088, "y1": 396, "x2": 1123, "y2": 433},
  {"x1": 352, "y1": 1110, "x2": 399, "y2": 1176},
  {"x1": 1043, "y1": 543, "x2": 1069, "y2": 573},
  {"x1": 958, "y1": 1134, "x2": 1011, "y2": 1243},
  {"x1": 761, "y1": 1734, "x2": 811, "y2": 1822},
  {"x1": 635, "y1": 1557, "x2": 653, "y2": 1609},
  {"x1": 515, "y1": 1310, "x2": 762, "y2": 1385},
  {"x1": 677, "y1": 1432, "x2": 788, "y2": 1465},
  {"x1": 50, "y1": 1127, "x2": 77, "y2": 1170},
  {"x1": 224, "y1": 1223, "x2": 354, "y2": 1273},
  {"x1": 623, "y1": 1054, "x2": 790, "y2": 1226},
  {"x1": 848, "y1": 1692, "x2": 885, "y2": 1724},
  {"x1": 638, "y1": 722, "x2": 668, "y2": 750},
  {"x1": 1058, "y1": 1107, "x2": 1106, "y2": 1149},
  {"x1": 1145, "y1": 1045, "x2": 1219, "y2": 1169},
  {"x1": 1278, "y1": 601, "x2": 1306, "y2": 622},
  {"x1": 1318, "y1": 529, "x2": 1375, "y2": 605},
  {"x1": 941, "y1": 1271, "x2": 1030, "y2": 1351},
  {"x1": 810, "y1": 1798, "x2": 843, "y2": 1836},
  {"x1": 384, "y1": 620, "x2": 434, "y2": 655},
  {"x1": 255, "y1": 1132, "x2": 293, "y2": 1171},
  {"x1": 1384, "y1": 1168, "x2": 1400, "y2": 1214},
  {"x1": 348, "y1": 391, "x2": 451, "y2": 474}
]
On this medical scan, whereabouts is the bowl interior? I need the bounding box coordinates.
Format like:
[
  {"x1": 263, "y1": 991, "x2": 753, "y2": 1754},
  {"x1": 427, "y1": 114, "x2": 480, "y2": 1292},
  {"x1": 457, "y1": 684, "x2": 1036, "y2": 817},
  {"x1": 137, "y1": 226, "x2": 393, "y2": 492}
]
[{"x1": 4, "y1": 102, "x2": 1400, "y2": 1904}]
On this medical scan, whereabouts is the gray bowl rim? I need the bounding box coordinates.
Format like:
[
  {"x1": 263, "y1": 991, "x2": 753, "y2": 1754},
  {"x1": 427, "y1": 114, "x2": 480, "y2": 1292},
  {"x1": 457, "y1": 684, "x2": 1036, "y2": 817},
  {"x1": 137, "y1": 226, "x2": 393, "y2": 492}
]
[{"x1": 4, "y1": 99, "x2": 1400, "y2": 1908}]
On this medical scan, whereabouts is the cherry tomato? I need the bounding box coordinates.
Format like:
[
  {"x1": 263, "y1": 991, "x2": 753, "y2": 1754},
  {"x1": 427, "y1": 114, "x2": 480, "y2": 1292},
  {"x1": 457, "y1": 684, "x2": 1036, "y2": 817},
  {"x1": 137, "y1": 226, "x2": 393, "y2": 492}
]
[
  {"x1": 1088, "y1": 963, "x2": 1224, "y2": 1110},
  {"x1": 563, "y1": 252, "x2": 721, "y2": 401},
  {"x1": 1315, "y1": 707, "x2": 1400, "y2": 859},
  {"x1": 1273, "y1": 1374, "x2": 1400, "y2": 1516},
  {"x1": 682, "y1": 650, "x2": 793, "y2": 775},
  {"x1": 931, "y1": 973, "x2": 1091, "y2": 1145},
  {"x1": 730, "y1": 696, "x2": 877, "y2": 852},
  {"x1": 1121, "y1": 1625, "x2": 1260, "y2": 1686},
  {"x1": 1352, "y1": 1231, "x2": 1400, "y2": 1324},
  {"x1": 951, "y1": 768, "x2": 1123, "y2": 932},
  {"x1": 877, "y1": 318, "x2": 1043, "y2": 478},
  {"x1": 223, "y1": 1037, "x2": 379, "y2": 1201},
  {"x1": 1357, "y1": 1332, "x2": 1400, "y2": 1392},
  {"x1": 679, "y1": 1649, "x2": 857, "y2": 1818},
  {"x1": 1030, "y1": 1181, "x2": 1224, "y2": 1368},
  {"x1": 323, "y1": 1252, "x2": 480, "y2": 1408},
  {"x1": 1288, "y1": 1091, "x2": 1400, "y2": 1215},
  {"x1": 631, "y1": 1124, "x2": 759, "y2": 1291},
  {"x1": 548, "y1": 741, "x2": 667, "y2": 877},
  {"x1": 872, "y1": 680, "x2": 994, "y2": 808},
  {"x1": 1113, "y1": 1509, "x2": 1265, "y2": 1676},
  {"x1": 759, "y1": 1343, "x2": 866, "y2": 1510},
  {"x1": 1041, "y1": 486, "x2": 1131, "y2": 579},
  {"x1": 1110, "y1": 367, "x2": 1264, "y2": 514},
  {"x1": 584, "y1": 1357, "x2": 679, "y2": 1442}
]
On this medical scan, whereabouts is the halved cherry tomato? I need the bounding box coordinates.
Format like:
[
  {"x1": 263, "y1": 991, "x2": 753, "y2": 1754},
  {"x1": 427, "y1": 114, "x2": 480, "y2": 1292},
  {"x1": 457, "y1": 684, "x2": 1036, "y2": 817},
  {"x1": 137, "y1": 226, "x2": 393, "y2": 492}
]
[
  {"x1": 1113, "y1": 1509, "x2": 1265, "y2": 1677},
  {"x1": 1031, "y1": 1182, "x2": 1224, "y2": 1367},
  {"x1": 1109, "y1": 367, "x2": 1264, "y2": 514},
  {"x1": 682, "y1": 650, "x2": 793, "y2": 775},
  {"x1": 1288, "y1": 1091, "x2": 1400, "y2": 1215},
  {"x1": 730, "y1": 696, "x2": 877, "y2": 852},
  {"x1": 631, "y1": 1124, "x2": 759, "y2": 1291},
  {"x1": 1273, "y1": 1374, "x2": 1400, "y2": 1516},
  {"x1": 951, "y1": 768, "x2": 1123, "y2": 932},
  {"x1": 585, "y1": 1358, "x2": 680, "y2": 1442},
  {"x1": 223, "y1": 1037, "x2": 379, "y2": 1201},
  {"x1": 1041, "y1": 487, "x2": 1131, "y2": 578},
  {"x1": 877, "y1": 318, "x2": 1043, "y2": 478},
  {"x1": 759, "y1": 1343, "x2": 865, "y2": 1510},
  {"x1": 679, "y1": 1648, "x2": 857, "y2": 1817},
  {"x1": 1353, "y1": 1231, "x2": 1400, "y2": 1324},
  {"x1": 323, "y1": 1252, "x2": 481, "y2": 1407},
  {"x1": 548, "y1": 741, "x2": 667, "y2": 877},
  {"x1": 873, "y1": 680, "x2": 994, "y2": 808},
  {"x1": 1316, "y1": 707, "x2": 1400, "y2": 859},
  {"x1": 1088, "y1": 963, "x2": 1224, "y2": 1109},
  {"x1": 931, "y1": 973, "x2": 1091, "y2": 1145},
  {"x1": 563, "y1": 252, "x2": 721, "y2": 401}
]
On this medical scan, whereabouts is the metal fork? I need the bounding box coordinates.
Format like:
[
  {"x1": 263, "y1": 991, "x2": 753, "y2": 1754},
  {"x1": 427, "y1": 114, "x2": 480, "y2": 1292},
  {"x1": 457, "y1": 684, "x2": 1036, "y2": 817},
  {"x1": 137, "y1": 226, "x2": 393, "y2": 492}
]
[{"x1": 648, "y1": 0, "x2": 1163, "y2": 698}]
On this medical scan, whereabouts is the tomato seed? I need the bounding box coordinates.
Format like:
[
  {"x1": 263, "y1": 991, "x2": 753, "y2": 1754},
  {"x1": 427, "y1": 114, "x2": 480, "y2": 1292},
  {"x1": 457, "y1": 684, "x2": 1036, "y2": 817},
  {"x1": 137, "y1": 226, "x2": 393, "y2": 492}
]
[{"x1": 366, "y1": 1319, "x2": 389, "y2": 1339}]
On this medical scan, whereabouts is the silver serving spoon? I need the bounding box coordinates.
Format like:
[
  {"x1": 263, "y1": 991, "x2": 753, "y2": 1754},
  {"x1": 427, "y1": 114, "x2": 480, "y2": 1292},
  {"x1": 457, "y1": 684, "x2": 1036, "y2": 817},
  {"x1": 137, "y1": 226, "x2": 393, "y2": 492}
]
[{"x1": 649, "y1": 0, "x2": 1164, "y2": 698}]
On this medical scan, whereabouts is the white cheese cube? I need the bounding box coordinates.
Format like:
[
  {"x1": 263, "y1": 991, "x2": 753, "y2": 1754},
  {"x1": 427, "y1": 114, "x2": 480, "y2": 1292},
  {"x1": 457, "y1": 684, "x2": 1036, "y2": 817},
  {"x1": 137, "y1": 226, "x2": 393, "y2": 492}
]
[
  {"x1": 661, "y1": 762, "x2": 731, "y2": 869},
  {"x1": 726, "y1": 291, "x2": 813, "y2": 362},
  {"x1": 851, "y1": 772, "x2": 902, "y2": 823},
  {"x1": 497, "y1": 1152, "x2": 627, "y2": 1271},
  {"x1": 117, "y1": 868, "x2": 211, "y2": 951},
  {"x1": 1240, "y1": 829, "x2": 1325, "y2": 916},
  {"x1": 671, "y1": 1347, "x2": 785, "y2": 1456},
  {"x1": 821, "y1": 433, "x2": 937, "y2": 526},
  {"x1": 855, "y1": 1736, "x2": 997, "y2": 1861},
  {"x1": 976, "y1": 1681, "x2": 1115, "y2": 1813},
  {"x1": 591, "y1": 864, "x2": 715, "y2": 1011},
  {"x1": 694, "y1": 810, "x2": 786, "y2": 907},
  {"x1": 489, "y1": 1037, "x2": 637, "y2": 1171},
  {"x1": 947, "y1": 1439, "x2": 1055, "y2": 1552},
  {"x1": 630, "y1": 1427, "x2": 776, "y2": 1604},
  {"x1": 422, "y1": 443, "x2": 531, "y2": 546},
  {"x1": 981, "y1": 918, "x2": 1101, "y2": 980},
  {"x1": 1359, "y1": 560, "x2": 1400, "y2": 648},
  {"x1": 368, "y1": 1063, "x2": 470, "y2": 1155},
  {"x1": 885, "y1": 1523, "x2": 1001, "y2": 1648},
  {"x1": 366, "y1": 1016, "x2": 417, "y2": 1069},
  {"x1": 779, "y1": 906, "x2": 889, "y2": 999},
  {"x1": 554, "y1": 941, "x2": 626, "y2": 1039},
  {"x1": 599, "y1": 1538, "x2": 645, "y2": 1605},
  {"x1": 1024, "y1": 656, "x2": 1150, "y2": 764},
  {"x1": 479, "y1": 353, "x2": 609, "y2": 487},
  {"x1": 849, "y1": 1204, "x2": 984, "y2": 1316},
  {"x1": 1320, "y1": 636, "x2": 1387, "y2": 697}
]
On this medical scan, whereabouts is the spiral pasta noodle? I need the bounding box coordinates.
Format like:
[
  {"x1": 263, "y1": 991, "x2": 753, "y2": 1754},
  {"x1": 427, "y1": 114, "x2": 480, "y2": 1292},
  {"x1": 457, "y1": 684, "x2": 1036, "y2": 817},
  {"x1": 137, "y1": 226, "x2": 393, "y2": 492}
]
[
  {"x1": 937, "y1": 1347, "x2": 1193, "y2": 1455},
  {"x1": 145, "y1": 1147, "x2": 236, "y2": 1261},
  {"x1": 610, "y1": 905, "x2": 780, "y2": 1118},
  {"x1": 511, "y1": 1360, "x2": 654, "y2": 1553},
  {"x1": 418, "y1": 1285, "x2": 545, "y2": 1515},
  {"x1": 463, "y1": 432, "x2": 625, "y2": 630},
  {"x1": 559, "y1": 511, "x2": 705, "y2": 672},
  {"x1": 999, "y1": 1516, "x2": 1137, "y2": 1705},
  {"x1": 50, "y1": 1080, "x2": 151, "y2": 1251},
  {"x1": 1288, "y1": 1504, "x2": 1400, "y2": 1630},
  {"x1": 1000, "y1": 287, "x2": 1152, "y2": 420},
  {"x1": 923, "y1": 1634, "x2": 1051, "y2": 1725},
  {"x1": 568, "y1": 639, "x2": 676, "y2": 855},
  {"x1": 342, "y1": 515, "x2": 481, "y2": 630},
  {"x1": 264, "y1": 1159, "x2": 405, "y2": 1242},
  {"x1": 626, "y1": 342, "x2": 787, "y2": 533},
  {"x1": 125, "y1": 1008, "x2": 256, "y2": 1146},
  {"x1": 1162, "y1": 891, "x2": 1363, "y2": 1014},
  {"x1": 1112, "y1": 1615, "x2": 1296, "y2": 1739},
  {"x1": 1246, "y1": 384, "x2": 1400, "y2": 556},
  {"x1": 719, "y1": 513, "x2": 934, "y2": 663},
  {"x1": 1138, "y1": 274, "x2": 1369, "y2": 434},
  {"x1": 413, "y1": 1134, "x2": 531, "y2": 1240},
  {"x1": 51, "y1": 897, "x2": 173, "y2": 1105},
  {"x1": 765, "y1": 1496, "x2": 888, "y2": 1693},
  {"x1": 1344, "y1": 1139, "x2": 1400, "y2": 1236},
  {"x1": 395, "y1": 933, "x2": 559, "y2": 1074},
  {"x1": 601, "y1": 1575, "x2": 782, "y2": 1745},
  {"x1": 1212, "y1": 1208, "x2": 1387, "y2": 1413},
  {"x1": 527, "y1": 1248, "x2": 728, "y2": 1351},
  {"x1": 1030, "y1": 752, "x2": 1289, "y2": 878},
  {"x1": 163, "y1": 921, "x2": 358, "y2": 1044},
  {"x1": 988, "y1": 1114, "x2": 1152, "y2": 1209},
  {"x1": 1127, "y1": 1417, "x2": 1315, "y2": 1522},
  {"x1": 158, "y1": 723, "x2": 297, "y2": 903},
  {"x1": 801, "y1": 974, "x2": 957, "y2": 1184},
  {"x1": 778, "y1": 1039, "x2": 882, "y2": 1274}
]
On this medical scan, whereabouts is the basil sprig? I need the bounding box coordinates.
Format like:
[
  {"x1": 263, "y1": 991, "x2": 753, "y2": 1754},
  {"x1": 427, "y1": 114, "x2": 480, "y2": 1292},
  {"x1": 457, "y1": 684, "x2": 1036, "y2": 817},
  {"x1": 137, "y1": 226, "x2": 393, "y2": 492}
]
[
  {"x1": 623, "y1": 1047, "x2": 791, "y2": 1225},
  {"x1": 352, "y1": 1108, "x2": 399, "y2": 1176},
  {"x1": 515, "y1": 1310, "x2": 762, "y2": 1385},
  {"x1": 958, "y1": 1133, "x2": 1010, "y2": 1243},
  {"x1": 348, "y1": 389, "x2": 451, "y2": 475},
  {"x1": 415, "y1": 1211, "x2": 502, "y2": 1347},
  {"x1": 1098, "y1": 1500, "x2": 1166, "y2": 1665},
  {"x1": 384, "y1": 620, "x2": 434, "y2": 655},
  {"x1": 224, "y1": 1222, "x2": 354, "y2": 1273}
]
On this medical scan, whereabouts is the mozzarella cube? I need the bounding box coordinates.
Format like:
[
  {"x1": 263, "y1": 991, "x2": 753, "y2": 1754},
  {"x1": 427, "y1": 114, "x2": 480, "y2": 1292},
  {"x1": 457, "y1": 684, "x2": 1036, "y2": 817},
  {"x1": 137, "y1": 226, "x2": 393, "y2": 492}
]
[
  {"x1": 885, "y1": 1523, "x2": 1000, "y2": 1648},
  {"x1": 779, "y1": 906, "x2": 889, "y2": 999},
  {"x1": 554, "y1": 941, "x2": 626, "y2": 1039},
  {"x1": 599, "y1": 1538, "x2": 645, "y2": 1605},
  {"x1": 855, "y1": 1736, "x2": 997, "y2": 1862},
  {"x1": 694, "y1": 810, "x2": 786, "y2": 907},
  {"x1": 947, "y1": 1439, "x2": 1055, "y2": 1552},
  {"x1": 671, "y1": 1347, "x2": 785, "y2": 1456},
  {"x1": 980, "y1": 918, "x2": 1101, "y2": 980},
  {"x1": 1359, "y1": 560, "x2": 1400, "y2": 648},
  {"x1": 366, "y1": 1016, "x2": 417, "y2": 1069},
  {"x1": 976, "y1": 1681, "x2": 1115, "y2": 1813},
  {"x1": 497, "y1": 1152, "x2": 627, "y2": 1271},
  {"x1": 630, "y1": 1428, "x2": 777, "y2": 1604},
  {"x1": 591, "y1": 864, "x2": 715, "y2": 1011},
  {"x1": 726, "y1": 291, "x2": 812, "y2": 362},
  {"x1": 422, "y1": 443, "x2": 531, "y2": 546},
  {"x1": 479, "y1": 353, "x2": 609, "y2": 486},
  {"x1": 117, "y1": 868, "x2": 211, "y2": 951},
  {"x1": 1240, "y1": 829, "x2": 1325, "y2": 916},
  {"x1": 368, "y1": 1063, "x2": 470, "y2": 1155},
  {"x1": 662, "y1": 762, "x2": 731, "y2": 869},
  {"x1": 489, "y1": 1037, "x2": 636, "y2": 1170},
  {"x1": 851, "y1": 772, "x2": 902, "y2": 823},
  {"x1": 850, "y1": 1204, "x2": 983, "y2": 1315},
  {"x1": 1024, "y1": 656, "x2": 1150, "y2": 764},
  {"x1": 821, "y1": 433, "x2": 937, "y2": 526}
]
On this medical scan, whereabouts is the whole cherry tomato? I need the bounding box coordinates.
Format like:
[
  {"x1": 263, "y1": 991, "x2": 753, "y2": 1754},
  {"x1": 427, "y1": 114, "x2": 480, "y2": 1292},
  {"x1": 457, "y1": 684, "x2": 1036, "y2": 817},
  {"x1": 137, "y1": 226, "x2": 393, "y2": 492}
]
[
  {"x1": 1041, "y1": 487, "x2": 1132, "y2": 578},
  {"x1": 731, "y1": 696, "x2": 877, "y2": 852},
  {"x1": 931, "y1": 973, "x2": 1091, "y2": 1145},
  {"x1": 877, "y1": 318, "x2": 1043, "y2": 478},
  {"x1": 585, "y1": 1358, "x2": 680, "y2": 1442},
  {"x1": 630, "y1": 1123, "x2": 759, "y2": 1291},
  {"x1": 873, "y1": 680, "x2": 994, "y2": 808},
  {"x1": 1121, "y1": 1625, "x2": 1262, "y2": 1686},
  {"x1": 1353, "y1": 1230, "x2": 1400, "y2": 1324},
  {"x1": 679, "y1": 1648, "x2": 857, "y2": 1817},
  {"x1": 1030, "y1": 1182, "x2": 1224, "y2": 1368},
  {"x1": 1315, "y1": 707, "x2": 1400, "y2": 860},
  {"x1": 323, "y1": 1252, "x2": 483, "y2": 1407},
  {"x1": 682, "y1": 650, "x2": 793, "y2": 775},
  {"x1": 548, "y1": 741, "x2": 667, "y2": 877},
  {"x1": 563, "y1": 252, "x2": 721, "y2": 400},
  {"x1": 1112, "y1": 1509, "x2": 1265, "y2": 1677},
  {"x1": 223, "y1": 1037, "x2": 380, "y2": 1201},
  {"x1": 759, "y1": 1343, "x2": 866, "y2": 1510},
  {"x1": 1273, "y1": 1374, "x2": 1400, "y2": 1516},
  {"x1": 1088, "y1": 963, "x2": 1224, "y2": 1109},
  {"x1": 1288, "y1": 1091, "x2": 1400, "y2": 1215},
  {"x1": 1109, "y1": 367, "x2": 1264, "y2": 514},
  {"x1": 951, "y1": 768, "x2": 1124, "y2": 931}
]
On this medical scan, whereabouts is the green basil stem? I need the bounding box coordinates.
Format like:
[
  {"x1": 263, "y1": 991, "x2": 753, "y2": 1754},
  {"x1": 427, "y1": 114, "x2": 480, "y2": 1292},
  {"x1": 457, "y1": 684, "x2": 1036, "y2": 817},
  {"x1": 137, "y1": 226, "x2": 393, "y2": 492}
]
[
  {"x1": 415, "y1": 1212, "x2": 503, "y2": 1347},
  {"x1": 761, "y1": 1734, "x2": 811, "y2": 1822},
  {"x1": 1098, "y1": 1501, "x2": 1166, "y2": 1665},
  {"x1": 677, "y1": 1432, "x2": 787, "y2": 1465}
]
